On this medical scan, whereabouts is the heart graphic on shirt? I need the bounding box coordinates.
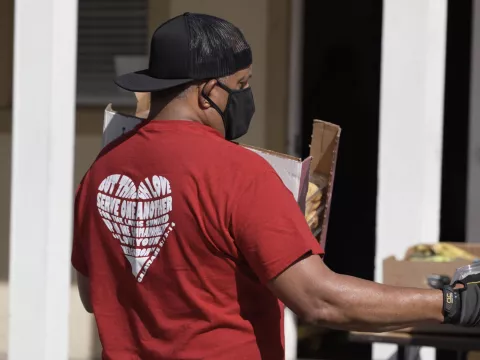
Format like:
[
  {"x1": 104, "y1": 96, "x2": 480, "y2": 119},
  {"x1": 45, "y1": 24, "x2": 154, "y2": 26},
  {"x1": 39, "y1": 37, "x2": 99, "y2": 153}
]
[{"x1": 96, "y1": 174, "x2": 175, "y2": 283}]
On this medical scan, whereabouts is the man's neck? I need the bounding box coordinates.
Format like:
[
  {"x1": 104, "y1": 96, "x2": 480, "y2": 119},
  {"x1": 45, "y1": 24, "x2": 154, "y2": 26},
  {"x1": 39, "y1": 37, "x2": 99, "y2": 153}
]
[{"x1": 149, "y1": 99, "x2": 200, "y2": 123}]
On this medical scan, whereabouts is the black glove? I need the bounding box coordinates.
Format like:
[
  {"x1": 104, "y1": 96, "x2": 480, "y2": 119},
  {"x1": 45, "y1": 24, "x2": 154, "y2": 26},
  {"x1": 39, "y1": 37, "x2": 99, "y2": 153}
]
[{"x1": 442, "y1": 274, "x2": 480, "y2": 327}]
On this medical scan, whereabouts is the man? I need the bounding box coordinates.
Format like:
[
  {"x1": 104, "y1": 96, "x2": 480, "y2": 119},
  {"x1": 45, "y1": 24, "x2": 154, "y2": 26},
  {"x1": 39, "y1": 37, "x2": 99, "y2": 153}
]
[{"x1": 72, "y1": 12, "x2": 480, "y2": 360}]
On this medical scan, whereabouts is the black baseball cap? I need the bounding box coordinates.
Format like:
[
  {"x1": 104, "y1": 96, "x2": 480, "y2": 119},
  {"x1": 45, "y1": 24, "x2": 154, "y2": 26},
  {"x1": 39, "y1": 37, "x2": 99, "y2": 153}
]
[{"x1": 114, "y1": 12, "x2": 252, "y2": 93}]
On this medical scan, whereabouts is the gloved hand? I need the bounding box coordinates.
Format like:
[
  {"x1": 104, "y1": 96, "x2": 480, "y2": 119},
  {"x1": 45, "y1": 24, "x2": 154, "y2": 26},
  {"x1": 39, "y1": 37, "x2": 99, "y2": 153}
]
[{"x1": 442, "y1": 274, "x2": 480, "y2": 327}]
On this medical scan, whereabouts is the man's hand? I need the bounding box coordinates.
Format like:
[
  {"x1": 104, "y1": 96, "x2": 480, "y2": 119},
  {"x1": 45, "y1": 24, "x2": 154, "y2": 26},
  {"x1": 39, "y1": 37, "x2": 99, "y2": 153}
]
[{"x1": 443, "y1": 274, "x2": 480, "y2": 327}]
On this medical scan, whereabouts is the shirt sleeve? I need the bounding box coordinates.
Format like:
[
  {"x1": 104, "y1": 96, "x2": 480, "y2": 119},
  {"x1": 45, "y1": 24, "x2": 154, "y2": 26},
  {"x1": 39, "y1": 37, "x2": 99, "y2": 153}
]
[
  {"x1": 71, "y1": 180, "x2": 89, "y2": 276},
  {"x1": 231, "y1": 170, "x2": 324, "y2": 284}
]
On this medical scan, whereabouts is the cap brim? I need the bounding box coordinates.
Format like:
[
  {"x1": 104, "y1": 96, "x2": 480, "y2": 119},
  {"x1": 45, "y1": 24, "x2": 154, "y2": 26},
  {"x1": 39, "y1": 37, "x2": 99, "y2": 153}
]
[{"x1": 114, "y1": 69, "x2": 193, "y2": 92}]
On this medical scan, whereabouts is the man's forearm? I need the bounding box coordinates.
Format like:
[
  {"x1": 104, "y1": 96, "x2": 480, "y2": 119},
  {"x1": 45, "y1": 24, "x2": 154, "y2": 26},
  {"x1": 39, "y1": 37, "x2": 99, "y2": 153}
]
[
  {"x1": 271, "y1": 254, "x2": 479, "y2": 332},
  {"x1": 315, "y1": 272, "x2": 444, "y2": 332}
]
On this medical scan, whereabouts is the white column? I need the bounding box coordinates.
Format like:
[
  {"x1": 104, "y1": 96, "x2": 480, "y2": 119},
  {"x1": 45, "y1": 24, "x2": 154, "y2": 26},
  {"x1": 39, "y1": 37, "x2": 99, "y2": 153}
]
[
  {"x1": 467, "y1": 0, "x2": 480, "y2": 244},
  {"x1": 375, "y1": 1, "x2": 447, "y2": 359},
  {"x1": 9, "y1": 0, "x2": 78, "y2": 358},
  {"x1": 284, "y1": 1, "x2": 305, "y2": 358}
]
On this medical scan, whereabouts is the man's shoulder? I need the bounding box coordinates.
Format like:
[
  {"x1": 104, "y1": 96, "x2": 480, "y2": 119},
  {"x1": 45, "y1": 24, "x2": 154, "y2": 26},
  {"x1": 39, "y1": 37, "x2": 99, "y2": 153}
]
[
  {"x1": 207, "y1": 140, "x2": 276, "y2": 175},
  {"x1": 83, "y1": 127, "x2": 276, "y2": 186}
]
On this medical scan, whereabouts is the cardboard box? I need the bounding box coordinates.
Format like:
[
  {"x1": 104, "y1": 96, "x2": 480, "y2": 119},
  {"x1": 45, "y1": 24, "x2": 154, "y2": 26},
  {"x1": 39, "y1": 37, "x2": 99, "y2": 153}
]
[
  {"x1": 470, "y1": 352, "x2": 480, "y2": 360},
  {"x1": 383, "y1": 243, "x2": 480, "y2": 335},
  {"x1": 383, "y1": 243, "x2": 480, "y2": 289},
  {"x1": 308, "y1": 121, "x2": 341, "y2": 249}
]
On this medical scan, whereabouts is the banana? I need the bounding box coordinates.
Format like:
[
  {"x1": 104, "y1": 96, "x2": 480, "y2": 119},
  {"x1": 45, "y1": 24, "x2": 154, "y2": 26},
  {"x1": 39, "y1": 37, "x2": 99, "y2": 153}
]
[
  {"x1": 306, "y1": 182, "x2": 322, "y2": 203},
  {"x1": 406, "y1": 243, "x2": 476, "y2": 262},
  {"x1": 305, "y1": 182, "x2": 323, "y2": 229},
  {"x1": 432, "y1": 243, "x2": 476, "y2": 262},
  {"x1": 410, "y1": 255, "x2": 452, "y2": 263}
]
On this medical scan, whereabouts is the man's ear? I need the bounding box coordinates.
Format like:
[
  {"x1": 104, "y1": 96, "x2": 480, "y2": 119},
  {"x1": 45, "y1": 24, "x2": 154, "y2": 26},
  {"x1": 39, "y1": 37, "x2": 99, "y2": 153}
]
[{"x1": 199, "y1": 79, "x2": 217, "y2": 109}]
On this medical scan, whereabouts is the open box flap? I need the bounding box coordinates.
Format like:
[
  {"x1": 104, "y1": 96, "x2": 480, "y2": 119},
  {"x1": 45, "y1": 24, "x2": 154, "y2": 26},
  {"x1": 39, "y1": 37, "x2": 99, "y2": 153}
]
[
  {"x1": 309, "y1": 120, "x2": 341, "y2": 249},
  {"x1": 309, "y1": 120, "x2": 341, "y2": 175},
  {"x1": 103, "y1": 104, "x2": 141, "y2": 147}
]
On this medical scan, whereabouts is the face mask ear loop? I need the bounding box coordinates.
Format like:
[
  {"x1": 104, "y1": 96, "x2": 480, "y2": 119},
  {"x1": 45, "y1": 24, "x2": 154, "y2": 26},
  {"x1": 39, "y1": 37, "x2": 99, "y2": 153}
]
[
  {"x1": 215, "y1": 81, "x2": 233, "y2": 94},
  {"x1": 201, "y1": 84, "x2": 224, "y2": 117},
  {"x1": 201, "y1": 83, "x2": 230, "y2": 134}
]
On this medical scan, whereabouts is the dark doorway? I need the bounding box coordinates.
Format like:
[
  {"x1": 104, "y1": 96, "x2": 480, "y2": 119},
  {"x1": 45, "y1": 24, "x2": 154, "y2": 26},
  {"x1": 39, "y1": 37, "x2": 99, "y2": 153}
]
[
  {"x1": 439, "y1": 0, "x2": 472, "y2": 245},
  {"x1": 438, "y1": 3, "x2": 472, "y2": 360},
  {"x1": 299, "y1": 1, "x2": 383, "y2": 359}
]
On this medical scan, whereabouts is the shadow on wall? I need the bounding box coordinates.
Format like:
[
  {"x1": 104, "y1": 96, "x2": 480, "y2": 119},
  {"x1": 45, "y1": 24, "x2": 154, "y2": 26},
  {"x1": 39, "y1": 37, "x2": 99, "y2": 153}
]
[
  {"x1": 73, "y1": 133, "x2": 104, "y2": 359},
  {"x1": 70, "y1": 134, "x2": 104, "y2": 284},
  {"x1": 0, "y1": 134, "x2": 11, "y2": 282}
]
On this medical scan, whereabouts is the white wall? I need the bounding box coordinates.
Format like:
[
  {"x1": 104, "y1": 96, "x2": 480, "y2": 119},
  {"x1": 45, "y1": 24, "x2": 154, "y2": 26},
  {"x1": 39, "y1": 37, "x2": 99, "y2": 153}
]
[{"x1": 375, "y1": 0, "x2": 447, "y2": 359}]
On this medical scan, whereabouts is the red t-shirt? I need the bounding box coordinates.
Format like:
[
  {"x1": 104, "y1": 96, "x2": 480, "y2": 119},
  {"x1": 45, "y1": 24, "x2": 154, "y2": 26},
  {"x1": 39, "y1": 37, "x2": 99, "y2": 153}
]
[{"x1": 72, "y1": 120, "x2": 323, "y2": 360}]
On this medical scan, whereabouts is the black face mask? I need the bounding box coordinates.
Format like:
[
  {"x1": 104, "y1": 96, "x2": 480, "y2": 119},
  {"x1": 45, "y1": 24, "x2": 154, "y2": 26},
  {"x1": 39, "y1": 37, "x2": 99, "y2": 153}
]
[{"x1": 202, "y1": 81, "x2": 255, "y2": 141}]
